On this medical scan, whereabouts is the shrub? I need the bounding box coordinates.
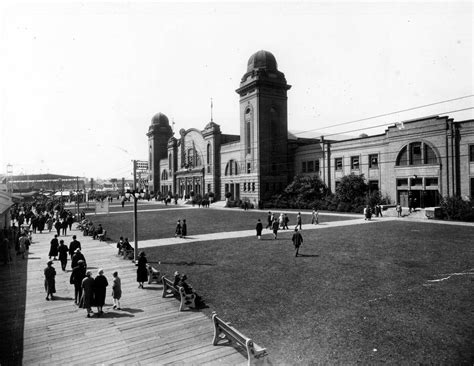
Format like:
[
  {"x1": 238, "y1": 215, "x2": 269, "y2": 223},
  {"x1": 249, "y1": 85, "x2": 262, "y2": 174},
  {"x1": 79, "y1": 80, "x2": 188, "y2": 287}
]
[{"x1": 440, "y1": 196, "x2": 474, "y2": 222}]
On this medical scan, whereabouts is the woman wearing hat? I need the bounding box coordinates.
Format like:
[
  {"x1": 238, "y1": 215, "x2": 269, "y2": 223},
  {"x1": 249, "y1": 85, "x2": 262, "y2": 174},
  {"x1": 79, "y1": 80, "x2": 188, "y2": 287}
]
[
  {"x1": 136, "y1": 251, "x2": 148, "y2": 288},
  {"x1": 44, "y1": 260, "x2": 56, "y2": 301},
  {"x1": 80, "y1": 271, "x2": 94, "y2": 317},
  {"x1": 94, "y1": 269, "x2": 108, "y2": 315}
]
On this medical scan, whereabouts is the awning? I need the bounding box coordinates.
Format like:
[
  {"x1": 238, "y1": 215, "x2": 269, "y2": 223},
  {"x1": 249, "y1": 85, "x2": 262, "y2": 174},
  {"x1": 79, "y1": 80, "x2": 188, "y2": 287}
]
[{"x1": 0, "y1": 192, "x2": 14, "y2": 215}]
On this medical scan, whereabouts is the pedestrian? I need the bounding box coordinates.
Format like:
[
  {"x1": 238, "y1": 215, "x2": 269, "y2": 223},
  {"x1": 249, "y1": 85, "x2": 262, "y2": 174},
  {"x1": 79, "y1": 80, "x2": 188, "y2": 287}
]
[
  {"x1": 256, "y1": 219, "x2": 263, "y2": 239},
  {"x1": 69, "y1": 235, "x2": 81, "y2": 259},
  {"x1": 311, "y1": 209, "x2": 319, "y2": 225},
  {"x1": 181, "y1": 219, "x2": 187, "y2": 238},
  {"x1": 54, "y1": 219, "x2": 61, "y2": 236},
  {"x1": 18, "y1": 234, "x2": 29, "y2": 259},
  {"x1": 46, "y1": 217, "x2": 54, "y2": 232},
  {"x1": 70, "y1": 260, "x2": 86, "y2": 304},
  {"x1": 67, "y1": 214, "x2": 74, "y2": 231},
  {"x1": 71, "y1": 248, "x2": 86, "y2": 269},
  {"x1": 94, "y1": 269, "x2": 108, "y2": 316},
  {"x1": 272, "y1": 219, "x2": 279, "y2": 239},
  {"x1": 266, "y1": 211, "x2": 272, "y2": 229},
  {"x1": 364, "y1": 205, "x2": 372, "y2": 220},
  {"x1": 283, "y1": 214, "x2": 289, "y2": 230},
  {"x1": 279, "y1": 213, "x2": 285, "y2": 229},
  {"x1": 58, "y1": 239, "x2": 68, "y2": 271},
  {"x1": 291, "y1": 228, "x2": 304, "y2": 257},
  {"x1": 49, "y1": 234, "x2": 59, "y2": 260},
  {"x1": 112, "y1": 271, "x2": 122, "y2": 310},
  {"x1": 174, "y1": 220, "x2": 182, "y2": 238},
  {"x1": 44, "y1": 260, "x2": 56, "y2": 300},
  {"x1": 80, "y1": 271, "x2": 94, "y2": 318},
  {"x1": 61, "y1": 218, "x2": 68, "y2": 236},
  {"x1": 116, "y1": 236, "x2": 124, "y2": 255},
  {"x1": 137, "y1": 251, "x2": 148, "y2": 288},
  {"x1": 296, "y1": 212, "x2": 302, "y2": 230},
  {"x1": 396, "y1": 203, "x2": 402, "y2": 217}
]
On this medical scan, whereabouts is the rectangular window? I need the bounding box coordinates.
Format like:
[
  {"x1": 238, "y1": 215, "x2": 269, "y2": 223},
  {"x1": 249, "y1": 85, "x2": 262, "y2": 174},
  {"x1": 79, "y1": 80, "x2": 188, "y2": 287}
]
[
  {"x1": 308, "y1": 161, "x2": 314, "y2": 172},
  {"x1": 247, "y1": 163, "x2": 251, "y2": 174},
  {"x1": 411, "y1": 177, "x2": 422, "y2": 186},
  {"x1": 302, "y1": 161, "x2": 307, "y2": 173},
  {"x1": 207, "y1": 184, "x2": 211, "y2": 193},
  {"x1": 335, "y1": 158, "x2": 343, "y2": 171},
  {"x1": 314, "y1": 160, "x2": 320, "y2": 173},
  {"x1": 425, "y1": 178, "x2": 438, "y2": 186},
  {"x1": 397, "y1": 178, "x2": 408, "y2": 186},
  {"x1": 351, "y1": 156, "x2": 359, "y2": 170},
  {"x1": 471, "y1": 178, "x2": 474, "y2": 198},
  {"x1": 470, "y1": 145, "x2": 474, "y2": 162},
  {"x1": 252, "y1": 182, "x2": 255, "y2": 192},
  {"x1": 243, "y1": 182, "x2": 246, "y2": 191},
  {"x1": 410, "y1": 142, "x2": 422, "y2": 165},
  {"x1": 369, "y1": 154, "x2": 379, "y2": 169}
]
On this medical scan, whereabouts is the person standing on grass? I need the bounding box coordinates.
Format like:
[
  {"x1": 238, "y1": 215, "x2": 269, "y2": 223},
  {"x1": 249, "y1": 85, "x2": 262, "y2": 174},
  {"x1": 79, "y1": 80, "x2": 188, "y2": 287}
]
[
  {"x1": 296, "y1": 212, "x2": 302, "y2": 230},
  {"x1": 174, "y1": 220, "x2": 182, "y2": 238},
  {"x1": 181, "y1": 219, "x2": 187, "y2": 238},
  {"x1": 396, "y1": 203, "x2": 402, "y2": 217},
  {"x1": 136, "y1": 251, "x2": 148, "y2": 288},
  {"x1": 44, "y1": 260, "x2": 56, "y2": 300},
  {"x1": 311, "y1": 209, "x2": 319, "y2": 225},
  {"x1": 266, "y1": 211, "x2": 272, "y2": 229},
  {"x1": 292, "y1": 228, "x2": 304, "y2": 257},
  {"x1": 283, "y1": 214, "x2": 289, "y2": 230},
  {"x1": 58, "y1": 239, "x2": 68, "y2": 271},
  {"x1": 272, "y1": 218, "x2": 279, "y2": 239},
  {"x1": 94, "y1": 269, "x2": 108, "y2": 316},
  {"x1": 256, "y1": 219, "x2": 263, "y2": 239},
  {"x1": 112, "y1": 271, "x2": 122, "y2": 310}
]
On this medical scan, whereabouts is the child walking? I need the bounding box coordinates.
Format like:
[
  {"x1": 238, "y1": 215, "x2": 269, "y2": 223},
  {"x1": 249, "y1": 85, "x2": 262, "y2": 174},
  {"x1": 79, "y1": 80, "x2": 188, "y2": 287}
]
[{"x1": 112, "y1": 271, "x2": 122, "y2": 310}]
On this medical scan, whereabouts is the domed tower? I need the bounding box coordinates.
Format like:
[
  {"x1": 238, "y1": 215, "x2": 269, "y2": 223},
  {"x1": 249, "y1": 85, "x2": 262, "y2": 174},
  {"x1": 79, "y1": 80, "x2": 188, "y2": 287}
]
[
  {"x1": 236, "y1": 50, "x2": 291, "y2": 199},
  {"x1": 147, "y1": 112, "x2": 173, "y2": 194}
]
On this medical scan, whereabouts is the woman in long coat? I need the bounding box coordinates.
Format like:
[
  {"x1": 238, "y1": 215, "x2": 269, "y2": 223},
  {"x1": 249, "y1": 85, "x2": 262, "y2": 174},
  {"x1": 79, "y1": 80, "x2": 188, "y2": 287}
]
[
  {"x1": 80, "y1": 271, "x2": 94, "y2": 317},
  {"x1": 49, "y1": 235, "x2": 59, "y2": 260},
  {"x1": 57, "y1": 239, "x2": 68, "y2": 271},
  {"x1": 136, "y1": 251, "x2": 148, "y2": 288},
  {"x1": 94, "y1": 269, "x2": 108, "y2": 315},
  {"x1": 255, "y1": 219, "x2": 263, "y2": 239},
  {"x1": 44, "y1": 261, "x2": 56, "y2": 300}
]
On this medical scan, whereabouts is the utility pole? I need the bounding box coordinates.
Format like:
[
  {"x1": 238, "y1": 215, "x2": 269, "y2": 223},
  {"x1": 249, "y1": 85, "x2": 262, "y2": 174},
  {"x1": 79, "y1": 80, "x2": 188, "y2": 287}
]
[
  {"x1": 76, "y1": 176, "x2": 80, "y2": 219},
  {"x1": 132, "y1": 160, "x2": 138, "y2": 262}
]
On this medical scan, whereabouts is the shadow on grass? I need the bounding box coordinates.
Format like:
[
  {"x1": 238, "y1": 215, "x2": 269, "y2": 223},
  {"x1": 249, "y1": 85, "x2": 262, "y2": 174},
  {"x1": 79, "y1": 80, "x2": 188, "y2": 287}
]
[
  {"x1": 160, "y1": 261, "x2": 216, "y2": 266},
  {"x1": 118, "y1": 307, "x2": 144, "y2": 314},
  {"x1": 297, "y1": 254, "x2": 319, "y2": 258}
]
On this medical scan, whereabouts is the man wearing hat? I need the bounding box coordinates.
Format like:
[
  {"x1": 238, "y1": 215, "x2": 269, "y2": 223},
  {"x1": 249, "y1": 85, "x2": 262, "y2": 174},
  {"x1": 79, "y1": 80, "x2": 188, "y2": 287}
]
[
  {"x1": 68, "y1": 235, "x2": 81, "y2": 259},
  {"x1": 291, "y1": 227, "x2": 304, "y2": 257},
  {"x1": 44, "y1": 260, "x2": 56, "y2": 301},
  {"x1": 70, "y1": 260, "x2": 86, "y2": 304},
  {"x1": 71, "y1": 248, "x2": 86, "y2": 269}
]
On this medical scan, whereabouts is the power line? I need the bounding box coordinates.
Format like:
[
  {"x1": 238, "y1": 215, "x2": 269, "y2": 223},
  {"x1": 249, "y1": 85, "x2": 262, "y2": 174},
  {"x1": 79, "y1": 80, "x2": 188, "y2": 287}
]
[{"x1": 293, "y1": 94, "x2": 474, "y2": 137}]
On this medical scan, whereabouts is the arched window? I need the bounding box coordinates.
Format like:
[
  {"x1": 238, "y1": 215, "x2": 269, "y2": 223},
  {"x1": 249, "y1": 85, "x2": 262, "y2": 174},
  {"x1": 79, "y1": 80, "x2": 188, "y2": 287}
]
[
  {"x1": 396, "y1": 142, "x2": 438, "y2": 166},
  {"x1": 225, "y1": 160, "x2": 239, "y2": 176},
  {"x1": 161, "y1": 170, "x2": 168, "y2": 180},
  {"x1": 245, "y1": 108, "x2": 252, "y2": 154},
  {"x1": 207, "y1": 143, "x2": 211, "y2": 164},
  {"x1": 168, "y1": 153, "x2": 172, "y2": 170}
]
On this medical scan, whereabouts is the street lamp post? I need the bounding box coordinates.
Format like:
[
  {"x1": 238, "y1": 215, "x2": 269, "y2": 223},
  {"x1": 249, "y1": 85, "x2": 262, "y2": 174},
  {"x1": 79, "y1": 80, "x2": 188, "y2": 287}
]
[{"x1": 125, "y1": 189, "x2": 145, "y2": 262}]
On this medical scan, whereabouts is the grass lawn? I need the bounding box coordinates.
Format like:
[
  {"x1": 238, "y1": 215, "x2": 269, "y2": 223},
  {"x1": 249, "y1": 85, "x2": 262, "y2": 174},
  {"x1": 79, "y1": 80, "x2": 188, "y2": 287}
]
[
  {"x1": 91, "y1": 207, "x2": 356, "y2": 242},
  {"x1": 92, "y1": 207, "x2": 474, "y2": 364}
]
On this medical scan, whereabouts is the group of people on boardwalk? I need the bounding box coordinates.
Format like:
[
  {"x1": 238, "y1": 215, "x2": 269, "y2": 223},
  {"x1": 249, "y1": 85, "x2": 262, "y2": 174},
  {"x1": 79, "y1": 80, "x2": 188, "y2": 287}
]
[
  {"x1": 174, "y1": 219, "x2": 188, "y2": 238},
  {"x1": 42, "y1": 228, "x2": 123, "y2": 318}
]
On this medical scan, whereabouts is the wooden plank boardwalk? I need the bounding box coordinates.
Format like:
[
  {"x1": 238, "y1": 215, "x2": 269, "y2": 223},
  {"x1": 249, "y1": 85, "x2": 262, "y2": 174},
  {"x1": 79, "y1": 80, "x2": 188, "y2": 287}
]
[{"x1": 4, "y1": 226, "x2": 249, "y2": 365}]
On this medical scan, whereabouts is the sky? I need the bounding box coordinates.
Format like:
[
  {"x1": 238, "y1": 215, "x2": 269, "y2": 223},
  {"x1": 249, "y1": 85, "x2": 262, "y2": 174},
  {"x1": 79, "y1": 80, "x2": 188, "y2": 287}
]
[{"x1": 0, "y1": 0, "x2": 473, "y2": 179}]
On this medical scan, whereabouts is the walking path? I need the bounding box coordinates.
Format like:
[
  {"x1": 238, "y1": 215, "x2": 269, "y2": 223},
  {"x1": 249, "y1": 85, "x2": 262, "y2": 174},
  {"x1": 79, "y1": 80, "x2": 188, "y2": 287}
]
[{"x1": 14, "y1": 227, "x2": 248, "y2": 365}]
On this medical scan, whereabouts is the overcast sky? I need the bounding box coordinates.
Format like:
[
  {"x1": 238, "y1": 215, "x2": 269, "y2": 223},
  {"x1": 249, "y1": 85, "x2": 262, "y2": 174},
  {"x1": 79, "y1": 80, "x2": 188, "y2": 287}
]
[{"x1": 1, "y1": 0, "x2": 472, "y2": 179}]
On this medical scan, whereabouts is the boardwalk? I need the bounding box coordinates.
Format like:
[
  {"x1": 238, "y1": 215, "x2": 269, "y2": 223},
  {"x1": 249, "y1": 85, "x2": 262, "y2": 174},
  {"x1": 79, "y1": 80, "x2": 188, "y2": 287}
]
[{"x1": 1, "y1": 226, "x2": 249, "y2": 365}]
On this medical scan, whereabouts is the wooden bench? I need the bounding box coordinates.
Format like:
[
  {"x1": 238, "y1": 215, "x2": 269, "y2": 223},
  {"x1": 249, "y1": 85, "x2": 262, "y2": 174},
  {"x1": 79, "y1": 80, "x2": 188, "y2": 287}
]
[
  {"x1": 147, "y1": 265, "x2": 161, "y2": 284},
  {"x1": 161, "y1": 275, "x2": 196, "y2": 311},
  {"x1": 211, "y1": 312, "x2": 267, "y2": 366},
  {"x1": 97, "y1": 230, "x2": 107, "y2": 241}
]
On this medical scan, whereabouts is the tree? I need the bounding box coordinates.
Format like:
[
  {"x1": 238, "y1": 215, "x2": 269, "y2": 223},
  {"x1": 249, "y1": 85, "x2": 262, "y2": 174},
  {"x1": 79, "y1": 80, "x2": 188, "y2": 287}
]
[
  {"x1": 335, "y1": 173, "x2": 368, "y2": 203},
  {"x1": 282, "y1": 175, "x2": 328, "y2": 202}
]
